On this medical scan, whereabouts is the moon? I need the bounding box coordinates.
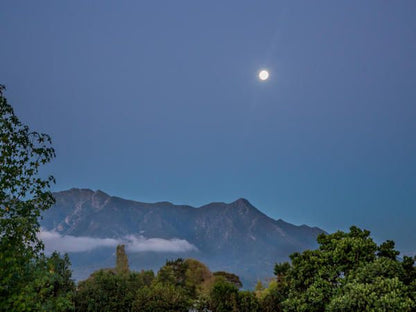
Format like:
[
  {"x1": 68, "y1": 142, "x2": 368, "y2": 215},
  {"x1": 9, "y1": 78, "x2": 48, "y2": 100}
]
[{"x1": 258, "y1": 70, "x2": 269, "y2": 81}]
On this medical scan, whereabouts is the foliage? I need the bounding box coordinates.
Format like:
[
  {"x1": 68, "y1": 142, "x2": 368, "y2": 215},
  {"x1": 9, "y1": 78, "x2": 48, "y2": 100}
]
[
  {"x1": 69, "y1": 229, "x2": 416, "y2": 312},
  {"x1": 133, "y1": 282, "x2": 191, "y2": 312},
  {"x1": 75, "y1": 270, "x2": 128, "y2": 312},
  {"x1": 184, "y1": 258, "x2": 213, "y2": 296},
  {"x1": 157, "y1": 257, "x2": 216, "y2": 298},
  {"x1": 116, "y1": 244, "x2": 129, "y2": 275},
  {"x1": 327, "y1": 277, "x2": 413, "y2": 311},
  {"x1": 258, "y1": 279, "x2": 288, "y2": 312},
  {"x1": 0, "y1": 85, "x2": 72, "y2": 311},
  {"x1": 22, "y1": 252, "x2": 75, "y2": 311},
  {"x1": 129, "y1": 270, "x2": 156, "y2": 290},
  {"x1": 213, "y1": 271, "x2": 242, "y2": 289},
  {"x1": 378, "y1": 240, "x2": 400, "y2": 260},
  {"x1": 238, "y1": 290, "x2": 261, "y2": 312},
  {"x1": 265, "y1": 226, "x2": 416, "y2": 312},
  {"x1": 208, "y1": 277, "x2": 239, "y2": 312},
  {"x1": 254, "y1": 280, "x2": 265, "y2": 293},
  {"x1": 157, "y1": 258, "x2": 188, "y2": 288},
  {"x1": 274, "y1": 262, "x2": 290, "y2": 277},
  {"x1": 75, "y1": 269, "x2": 154, "y2": 312},
  {"x1": 0, "y1": 84, "x2": 55, "y2": 254},
  {"x1": 1, "y1": 251, "x2": 75, "y2": 311}
]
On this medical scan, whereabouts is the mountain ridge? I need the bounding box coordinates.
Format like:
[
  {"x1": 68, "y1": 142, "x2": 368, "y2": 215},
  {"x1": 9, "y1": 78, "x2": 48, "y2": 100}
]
[{"x1": 41, "y1": 188, "x2": 325, "y2": 288}]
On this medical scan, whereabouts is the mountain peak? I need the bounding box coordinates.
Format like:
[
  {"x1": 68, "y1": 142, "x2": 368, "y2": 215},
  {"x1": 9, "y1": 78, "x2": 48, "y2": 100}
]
[
  {"x1": 94, "y1": 189, "x2": 110, "y2": 198},
  {"x1": 232, "y1": 198, "x2": 251, "y2": 206},
  {"x1": 43, "y1": 189, "x2": 325, "y2": 287}
]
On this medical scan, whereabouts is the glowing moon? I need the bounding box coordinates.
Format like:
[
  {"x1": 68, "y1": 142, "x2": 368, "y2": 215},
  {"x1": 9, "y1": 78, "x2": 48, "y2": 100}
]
[{"x1": 258, "y1": 70, "x2": 269, "y2": 81}]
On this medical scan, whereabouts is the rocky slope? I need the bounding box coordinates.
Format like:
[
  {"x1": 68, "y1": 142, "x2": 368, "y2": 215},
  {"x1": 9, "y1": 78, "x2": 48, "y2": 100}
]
[{"x1": 41, "y1": 188, "x2": 324, "y2": 288}]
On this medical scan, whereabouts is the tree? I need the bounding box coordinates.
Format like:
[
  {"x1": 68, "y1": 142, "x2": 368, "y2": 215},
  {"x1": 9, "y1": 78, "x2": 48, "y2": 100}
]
[
  {"x1": 274, "y1": 226, "x2": 416, "y2": 312},
  {"x1": 75, "y1": 245, "x2": 154, "y2": 312},
  {"x1": 132, "y1": 282, "x2": 190, "y2": 312},
  {"x1": 157, "y1": 258, "x2": 188, "y2": 288},
  {"x1": 75, "y1": 269, "x2": 155, "y2": 312},
  {"x1": 258, "y1": 278, "x2": 289, "y2": 312},
  {"x1": 238, "y1": 290, "x2": 261, "y2": 312},
  {"x1": 208, "y1": 277, "x2": 239, "y2": 312},
  {"x1": 213, "y1": 271, "x2": 242, "y2": 289},
  {"x1": 0, "y1": 85, "x2": 57, "y2": 310},
  {"x1": 184, "y1": 258, "x2": 213, "y2": 297},
  {"x1": 327, "y1": 277, "x2": 413, "y2": 311},
  {"x1": 23, "y1": 252, "x2": 75, "y2": 311},
  {"x1": 75, "y1": 270, "x2": 130, "y2": 312},
  {"x1": 274, "y1": 262, "x2": 290, "y2": 278},
  {"x1": 377, "y1": 240, "x2": 400, "y2": 260},
  {"x1": 116, "y1": 244, "x2": 129, "y2": 275}
]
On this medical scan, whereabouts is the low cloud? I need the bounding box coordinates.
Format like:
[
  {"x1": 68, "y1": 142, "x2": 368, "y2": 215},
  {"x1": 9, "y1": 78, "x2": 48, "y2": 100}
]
[
  {"x1": 39, "y1": 230, "x2": 119, "y2": 253},
  {"x1": 39, "y1": 230, "x2": 197, "y2": 254},
  {"x1": 124, "y1": 235, "x2": 197, "y2": 253}
]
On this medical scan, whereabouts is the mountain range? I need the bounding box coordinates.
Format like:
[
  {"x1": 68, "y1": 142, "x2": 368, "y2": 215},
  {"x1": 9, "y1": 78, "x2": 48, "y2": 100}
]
[{"x1": 40, "y1": 188, "x2": 325, "y2": 288}]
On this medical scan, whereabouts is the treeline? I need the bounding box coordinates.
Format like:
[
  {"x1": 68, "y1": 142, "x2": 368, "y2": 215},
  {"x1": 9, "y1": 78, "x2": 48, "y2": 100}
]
[
  {"x1": 39, "y1": 227, "x2": 416, "y2": 312},
  {"x1": 263, "y1": 226, "x2": 416, "y2": 311},
  {"x1": 74, "y1": 254, "x2": 248, "y2": 312},
  {"x1": 1, "y1": 86, "x2": 416, "y2": 311},
  {"x1": 4, "y1": 226, "x2": 416, "y2": 311}
]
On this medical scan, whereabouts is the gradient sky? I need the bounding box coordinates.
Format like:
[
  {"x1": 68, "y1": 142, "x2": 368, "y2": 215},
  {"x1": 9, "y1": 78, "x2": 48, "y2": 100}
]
[{"x1": 1, "y1": 1, "x2": 415, "y2": 252}]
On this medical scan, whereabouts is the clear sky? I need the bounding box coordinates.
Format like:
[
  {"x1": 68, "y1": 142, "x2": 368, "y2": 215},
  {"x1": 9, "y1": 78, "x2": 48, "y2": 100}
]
[{"x1": 1, "y1": 1, "x2": 415, "y2": 252}]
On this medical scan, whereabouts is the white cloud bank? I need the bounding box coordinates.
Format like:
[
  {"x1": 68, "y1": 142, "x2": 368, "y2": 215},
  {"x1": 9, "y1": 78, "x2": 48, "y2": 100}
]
[
  {"x1": 123, "y1": 235, "x2": 197, "y2": 253},
  {"x1": 39, "y1": 230, "x2": 197, "y2": 254}
]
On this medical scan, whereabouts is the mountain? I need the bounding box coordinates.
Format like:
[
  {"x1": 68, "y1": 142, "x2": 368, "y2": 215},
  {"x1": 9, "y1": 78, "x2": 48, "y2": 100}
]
[{"x1": 40, "y1": 188, "x2": 325, "y2": 288}]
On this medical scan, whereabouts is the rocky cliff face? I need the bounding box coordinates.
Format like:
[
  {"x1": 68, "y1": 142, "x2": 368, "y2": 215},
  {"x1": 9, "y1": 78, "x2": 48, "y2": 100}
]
[{"x1": 41, "y1": 188, "x2": 324, "y2": 288}]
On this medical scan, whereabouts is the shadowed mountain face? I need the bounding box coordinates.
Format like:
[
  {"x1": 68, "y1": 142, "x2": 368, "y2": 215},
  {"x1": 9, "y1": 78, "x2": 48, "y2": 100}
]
[{"x1": 41, "y1": 188, "x2": 324, "y2": 288}]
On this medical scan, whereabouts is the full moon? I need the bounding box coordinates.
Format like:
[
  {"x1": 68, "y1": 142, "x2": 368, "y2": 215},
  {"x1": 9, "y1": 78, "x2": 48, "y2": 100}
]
[{"x1": 258, "y1": 70, "x2": 269, "y2": 81}]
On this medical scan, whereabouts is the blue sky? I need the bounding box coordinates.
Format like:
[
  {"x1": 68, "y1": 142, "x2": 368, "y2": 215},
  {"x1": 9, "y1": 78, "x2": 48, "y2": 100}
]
[{"x1": 1, "y1": 1, "x2": 415, "y2": 252}]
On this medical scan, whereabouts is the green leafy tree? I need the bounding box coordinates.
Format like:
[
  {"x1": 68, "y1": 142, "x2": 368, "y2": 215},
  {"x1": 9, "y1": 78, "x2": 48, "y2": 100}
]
[
  {"x1": 274, "y1": 262, "x2": 290, "y2": 278},
  {"x1": 254, "y1": 280, "x2": 265, "y2": 293},
  {"x1": 0, "y1": 85, "x2": 57, "y2": 311},
  {"x1": 132, "y1": 282, "x2": 191, "y2": 312},
  {"x1": 75, "y1": 244, "x2": 156, "y2": 311},
  {"x1": 75, "y1": 270, "x2": 128, "y2": 312},
  {"x1": 327, "y1": 277, "x2": 413, "y2": 311},
  {"x1": 238, "y1": 290, "x2": 261, "y2": 312},
  {"x1": 377, "y1": 240, "x2": 400, "y2": 260},
  {"x1": 271, "y1": 226, "x2": 416, "y2": 312},
  {"x1": 213, "y1": 271, "x2": 242, "y2": 289},
  {"x1": 327, "y1": 256, "x2": 413, "y2": 311},
  {"x1": 402, "y1": 254, "x2": 416, "y2": 302},
  {"x1": 259, "y1": 279, "x2": 289, "y2": 312},
  {"x1": 128, "y1": 270, "x2": 156, "y2": 291},
  {"x1": 209, "y1": 277, "x2": 239, "y2": 312},
  {"x1": 75, "y1": 269, "x2": 154, "y2": 312},
  {"x1": 23, "y1": 252, "x2": 75, "y2": 311},
  {"x1": 157, "y1": 258, "x2": 188, "y2": 288},
  {"x1": 184, "y1": 258, "x2": 213, "y2": 297}
]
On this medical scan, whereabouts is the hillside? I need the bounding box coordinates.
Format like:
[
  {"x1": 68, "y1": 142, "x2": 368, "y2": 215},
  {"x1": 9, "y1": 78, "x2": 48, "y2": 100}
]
[{"x1": 41, "y1": 188, "x2": 324, "y2": 287}]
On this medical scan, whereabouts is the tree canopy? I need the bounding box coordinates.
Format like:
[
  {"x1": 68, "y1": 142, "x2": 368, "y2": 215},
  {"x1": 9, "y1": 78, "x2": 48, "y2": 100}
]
[
  {"x1": 0, "y1": 85, "x2": 74, "y2": 311},
  {"x1": 269, "y1": 226, "x2": 416, "y2": 312}
]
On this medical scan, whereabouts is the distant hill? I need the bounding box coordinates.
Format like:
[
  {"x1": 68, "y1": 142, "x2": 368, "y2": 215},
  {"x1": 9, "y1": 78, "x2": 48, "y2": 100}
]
[{"x1": 41, "y1": 188, "x2": 325, "y2": 288}]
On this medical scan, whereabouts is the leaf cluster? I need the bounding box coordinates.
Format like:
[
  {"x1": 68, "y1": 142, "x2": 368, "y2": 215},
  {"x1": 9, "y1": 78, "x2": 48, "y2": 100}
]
[
  {"x1": 267, "y1": 226, "x2": 416, "y2": 312},
  {"x1": 0, "y1": 85, "x2": 62, "y2": 311}
]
